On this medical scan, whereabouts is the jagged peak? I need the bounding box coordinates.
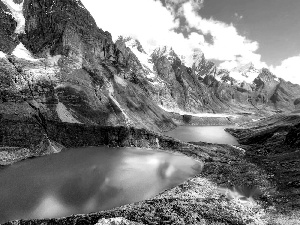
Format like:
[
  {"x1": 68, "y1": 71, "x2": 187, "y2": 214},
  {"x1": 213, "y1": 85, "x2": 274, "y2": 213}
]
[
  {"x1": 232, "y1": 62, "x2": 258, "y2": 73},
  {"x1": 122, "y1": 37, "x2": 146, "y2": 54},
  {"x1": 256, "y1": 68, "x2": 280, "y2": 83},
  {"x1": 151, "y1": 46, "x2": 181, "y2": 63},
  {"x1": 192, "y1": 48, "x2": 204, "y2": 62}
]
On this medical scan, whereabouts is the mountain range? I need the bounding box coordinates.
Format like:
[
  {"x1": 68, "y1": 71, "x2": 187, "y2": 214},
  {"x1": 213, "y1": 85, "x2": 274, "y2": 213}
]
[
  {"x1": 1, "y1": 0, "x2": 300, "y2": 133},
  {"x1": 1, "y1": 1, "x2": 300, "y2": 224}
]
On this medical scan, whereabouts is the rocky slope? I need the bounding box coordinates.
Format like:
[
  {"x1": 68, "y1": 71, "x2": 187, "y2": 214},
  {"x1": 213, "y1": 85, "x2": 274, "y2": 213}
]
[
  {"x1": 1, "y1": 0, "x2": 300, "y2": 224},
  {"x1": 0, "y1": 0, "x2": 176, "y2": 133},
  {"x1": 121, "y1": 38, "x2": 300, "y2": 115},
  {"x1": 1, "y1": 0, "x2": 300, "y2": 134}
]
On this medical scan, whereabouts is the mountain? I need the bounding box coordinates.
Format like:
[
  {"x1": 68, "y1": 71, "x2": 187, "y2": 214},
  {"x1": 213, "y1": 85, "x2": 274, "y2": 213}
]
[
  {"x1": 1, "y1": 0, "x2": 300, "y2": 132},
  {"x1": 0, "y1": 0, "x2": 176, "y2": 132},
  {"x1": 1, "y1": 1, "x2": 300, "y2": 224}
]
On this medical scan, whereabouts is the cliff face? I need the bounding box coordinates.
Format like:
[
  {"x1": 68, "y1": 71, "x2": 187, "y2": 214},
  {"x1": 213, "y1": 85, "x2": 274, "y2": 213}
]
[
  {"x1": 21, "y1": 0, "x2": 121, "y2": 66},
  {"x1": 0, "y1": 0, "x2": 19, "y2": 53},
  {"x1": 151, "y1": 49, "x2": 300, "y2": 114},
  {"x1": 0, "y1": 0, "x2": 175, "y2": 132}
]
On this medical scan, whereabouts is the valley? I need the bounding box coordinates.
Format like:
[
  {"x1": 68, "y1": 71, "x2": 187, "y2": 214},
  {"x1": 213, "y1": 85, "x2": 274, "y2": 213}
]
[{"x1": 0, "y1": 0, "x2": 300, "y2": 224}]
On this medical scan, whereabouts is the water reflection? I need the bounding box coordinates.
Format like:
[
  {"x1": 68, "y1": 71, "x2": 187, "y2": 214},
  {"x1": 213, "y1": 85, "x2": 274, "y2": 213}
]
[
  {"x1": 165, "y1": 126, "x2": 239, "y2": 144},
  {"x1": 0, "y1": 147, "x2": 202, "y2": 223},
  {"x1": 31, "y1": 194, "x2": 72, "y2": 219}
]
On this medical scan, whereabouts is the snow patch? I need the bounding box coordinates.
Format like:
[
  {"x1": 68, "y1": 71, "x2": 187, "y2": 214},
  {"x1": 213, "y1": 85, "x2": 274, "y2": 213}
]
[
  {"x1": 108, "y1": 83, "x2": 131, "y2": 124},
  {"x1": 12, "y1": 43, "x2": 39, "y2": 61},
  {"x1": 56, "y1": 102, "x2": 82, "y2": 124},
  {"x1": 1, "y1": 0, "x2": 25, "y2": 34},
  {"x1": 214, "y1": 75, "x2": 222, "y2": 82},
  {"x1": 114, "y1": 75, "x2": 127, "y2": 87},
  {"x1": 158, "y1": 105, "x2": 237, "y2": 118},
  {"x1": 229, "y1": 70, "x2": 259, "y2": 84},
  {"x1": 0, "y1": 51, "x2": 6, "y2": 58}
]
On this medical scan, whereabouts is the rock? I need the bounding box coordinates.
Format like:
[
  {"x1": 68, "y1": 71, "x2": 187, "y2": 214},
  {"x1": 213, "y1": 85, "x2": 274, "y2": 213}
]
[
  {"x1": 285, "y1": 123, "x2": 300, "y2": 147},
  {"x1": 1, "y1": 0, "x2": 300, "y2": 133},
  {"x1": 95, "y1": 217, "x2": 142, "y2": 225},
  {"x1": 0, "y1": 1, "x2": 19, "y2": 54}
]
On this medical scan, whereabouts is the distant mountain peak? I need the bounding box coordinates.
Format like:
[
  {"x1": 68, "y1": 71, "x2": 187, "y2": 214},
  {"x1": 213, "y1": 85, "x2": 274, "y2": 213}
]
[
  {"x1": 121, "y1": 36, "x2": 146, "y2": 54},
  {"x1": 232, "y1": 62, "x2": 256, "y2": 73}
]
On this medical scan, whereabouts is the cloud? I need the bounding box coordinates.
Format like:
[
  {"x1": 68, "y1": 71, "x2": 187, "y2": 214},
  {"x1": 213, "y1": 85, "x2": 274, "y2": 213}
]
[
  {"x1": 81, "y1": 0, "x2": 206, "y2": 66},
  {"x1": 270, "y1": 55, "x2": 300, "y2": 84},
  {"x1": 82, "y1": 0, "x2": 299, "y2": 84},
  {"x1": 182, "y1": 2, "x2": 267, "y2": 69},
  {"x1": 81, "y1": 0, "x2": 265, "y2": 68}
]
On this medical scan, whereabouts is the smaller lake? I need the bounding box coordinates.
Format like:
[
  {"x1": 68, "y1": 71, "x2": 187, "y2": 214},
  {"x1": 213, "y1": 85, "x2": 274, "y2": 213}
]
[
  {"x1": 165, "y1": 126, "x2": 239, "y2": 145},
  {"x1": 0, "y1": 147, "x2": 203, "y2": 223}
]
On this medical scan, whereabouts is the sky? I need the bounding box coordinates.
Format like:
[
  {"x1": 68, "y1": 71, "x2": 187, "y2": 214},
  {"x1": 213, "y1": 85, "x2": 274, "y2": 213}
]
[{"x1": 81, "y1": 0, "x2": 300, "y2": 84}]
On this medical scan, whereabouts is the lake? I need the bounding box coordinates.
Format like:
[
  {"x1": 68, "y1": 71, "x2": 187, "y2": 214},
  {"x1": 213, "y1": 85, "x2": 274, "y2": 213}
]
[
  {"x1": 165, "y1": 126, "x2": 239, "y2": 145},
  {"x1": 0, "y1": 146, "x2": 203, "y2": 223}
]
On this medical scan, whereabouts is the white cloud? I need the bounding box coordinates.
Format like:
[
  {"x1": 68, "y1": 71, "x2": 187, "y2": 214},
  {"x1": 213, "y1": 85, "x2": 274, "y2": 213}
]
[
  {"x1": 182, "y1": 2, "x2": 267, "y2": 69},
  {"x1": 82, "y1": 0, "x2": 267, "y2": 69},
  {"x1": 81, "y1": 0, "x2": 207, "y2": 66},
  {"x1": 270, "y1": 55, "x2": 300, "y2": 84}
]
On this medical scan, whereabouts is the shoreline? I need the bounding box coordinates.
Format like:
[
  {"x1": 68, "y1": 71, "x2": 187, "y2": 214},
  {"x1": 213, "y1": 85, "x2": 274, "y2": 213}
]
[{"x1": 1, "y1": 114, "x2": 299, "y2": 224}]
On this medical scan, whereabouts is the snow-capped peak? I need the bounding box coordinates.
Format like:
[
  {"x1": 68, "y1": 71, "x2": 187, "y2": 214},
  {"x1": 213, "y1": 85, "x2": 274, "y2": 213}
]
[
  {"x1": 228, "y1": 63, "x2": 260, "y2": 84},
  {"x1": 124, "y1": 37, "x2": 155, "y2": 79},
  {"x1": 232, "y1": 62, "x2": 255, "y2": 73},
  {"x1": 125, "y1": 38, "x2": 146, "y2": 54},
  {"x1": 192, "y1": 48, "x2": 204, "y2": 63},
  {"x1": 1, "y1": 0, "x2": 25, "y2": 34},
  {"x1": 152, "y1": 46, "x2": 181, "y2": 64}
]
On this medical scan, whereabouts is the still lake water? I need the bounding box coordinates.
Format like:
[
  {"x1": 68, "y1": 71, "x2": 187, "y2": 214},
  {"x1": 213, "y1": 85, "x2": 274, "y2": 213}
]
[
  {"x1": 0, "y1": 147, "x2": 203, "y2": 223},
  {"x1": 165, "y1": 126, "x2": 239, "y2": 145}
]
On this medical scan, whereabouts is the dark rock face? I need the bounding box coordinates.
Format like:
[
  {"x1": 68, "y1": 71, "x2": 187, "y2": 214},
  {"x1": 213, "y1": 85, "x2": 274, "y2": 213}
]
[
  {"x1": 270, "y1": 80, "x2": 300, "y2": 110},
  {"x1": 22, "y1": 0, "x2": 120, "y2": 65},
  {"x1": 0, "y1": 118, "x2": 191, "y2": 165},
  {"x1": 0, "y1": 1, "x2": 19, "y2": 53}
]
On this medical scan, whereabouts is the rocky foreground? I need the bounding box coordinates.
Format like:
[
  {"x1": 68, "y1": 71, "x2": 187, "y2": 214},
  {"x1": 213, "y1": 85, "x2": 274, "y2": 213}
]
[{"x1": 0, "y1": 113, "x2": 299, "y2": 225}]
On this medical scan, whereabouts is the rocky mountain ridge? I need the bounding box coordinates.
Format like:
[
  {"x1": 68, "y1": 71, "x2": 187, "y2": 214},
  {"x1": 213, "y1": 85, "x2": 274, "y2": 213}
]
[
  {"x1": 0, "y1": 0, "x2": 300, "y2": 134},
  {"x1": 121, "y1": 36, "x2": 300, "y2": 115},
  {"x1": 1, "y1": 1, "x2": 300, "y2": 224}
]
